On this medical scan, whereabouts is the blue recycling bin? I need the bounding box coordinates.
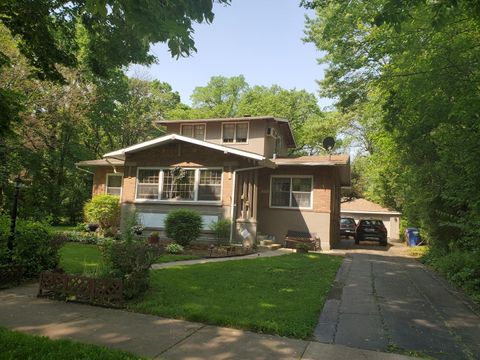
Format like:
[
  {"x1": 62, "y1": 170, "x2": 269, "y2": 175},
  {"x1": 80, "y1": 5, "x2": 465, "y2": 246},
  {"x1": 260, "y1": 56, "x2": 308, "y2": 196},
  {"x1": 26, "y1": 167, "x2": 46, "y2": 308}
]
[{"x1": 405, "y1": 228, "x2": 422, "y2": 246}]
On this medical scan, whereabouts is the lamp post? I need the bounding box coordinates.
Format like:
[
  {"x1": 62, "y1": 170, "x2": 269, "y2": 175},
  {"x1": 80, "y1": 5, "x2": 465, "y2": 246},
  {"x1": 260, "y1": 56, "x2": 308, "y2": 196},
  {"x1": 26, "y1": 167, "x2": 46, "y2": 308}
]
[{"x1": 7, "y1": 176, "x2": 22, "y2": 256}]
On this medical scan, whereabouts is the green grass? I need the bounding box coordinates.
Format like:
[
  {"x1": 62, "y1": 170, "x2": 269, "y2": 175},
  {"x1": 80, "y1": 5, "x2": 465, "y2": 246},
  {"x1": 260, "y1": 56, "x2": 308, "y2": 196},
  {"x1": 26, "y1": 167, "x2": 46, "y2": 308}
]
[
  {"x1": 59, "y1": 242, "x2": 104, "y2": 275},
  {"x1": 0, "y1": 327, "x2": 143, "y2": 360},
  {"x1": 130, "y1": 253, "x2": 342, "y2": 339},
  {"x1": 154, "y1": 254, "x2": 202, "y2": 263},
  {"x1": 408, "y1": 245, "x2": 430, "y2": 258}
]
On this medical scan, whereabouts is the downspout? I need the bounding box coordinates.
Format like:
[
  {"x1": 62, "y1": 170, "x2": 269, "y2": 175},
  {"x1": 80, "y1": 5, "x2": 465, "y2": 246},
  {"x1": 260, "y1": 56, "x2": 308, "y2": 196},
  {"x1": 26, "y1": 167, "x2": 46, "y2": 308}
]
[
  {"x1": 105, "y1": 158, "x2": 118, "y2": 173},
  {"x1": 229, "y1": 165, "x2": 265, "y2": 243}
]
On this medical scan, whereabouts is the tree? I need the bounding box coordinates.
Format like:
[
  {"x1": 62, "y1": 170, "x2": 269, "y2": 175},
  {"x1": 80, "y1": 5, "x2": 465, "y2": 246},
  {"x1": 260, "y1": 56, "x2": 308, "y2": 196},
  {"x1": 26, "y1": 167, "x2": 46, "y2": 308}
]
[
  {"x1": 304, "y1": 0, "x2": 480, "y2": 252},
  {"x1": 0, "y1": 0, "x2": 229, "y2": 136}
]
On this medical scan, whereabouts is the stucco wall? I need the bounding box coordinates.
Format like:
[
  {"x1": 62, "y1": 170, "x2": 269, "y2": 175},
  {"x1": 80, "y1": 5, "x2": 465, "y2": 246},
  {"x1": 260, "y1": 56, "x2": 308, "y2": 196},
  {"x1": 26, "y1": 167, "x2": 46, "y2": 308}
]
[{"x1": 163, "y1": 120, "x2": 266, "y2": 156}]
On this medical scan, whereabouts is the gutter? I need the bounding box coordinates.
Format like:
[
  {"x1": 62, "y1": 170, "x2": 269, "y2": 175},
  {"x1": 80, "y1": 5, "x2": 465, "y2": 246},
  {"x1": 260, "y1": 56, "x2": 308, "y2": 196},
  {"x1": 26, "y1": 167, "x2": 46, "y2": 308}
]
[
  {"x1": 229, "y1": 165, "x2": 265, "y2": 243},
  {"x1": 75, "y1": 164, "x2": 94, "y2": 175}
]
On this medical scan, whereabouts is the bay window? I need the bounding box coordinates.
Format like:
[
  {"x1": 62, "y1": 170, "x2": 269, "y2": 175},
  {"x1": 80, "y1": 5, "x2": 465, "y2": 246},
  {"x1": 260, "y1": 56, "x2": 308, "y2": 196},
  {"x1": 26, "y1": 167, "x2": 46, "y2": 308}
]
[
  {"x1": 270, "y1": 176, "x2": 313, "y2": 208},
  {"x1": 136, "y1": 168, "x2": 222, "y2": 202}
]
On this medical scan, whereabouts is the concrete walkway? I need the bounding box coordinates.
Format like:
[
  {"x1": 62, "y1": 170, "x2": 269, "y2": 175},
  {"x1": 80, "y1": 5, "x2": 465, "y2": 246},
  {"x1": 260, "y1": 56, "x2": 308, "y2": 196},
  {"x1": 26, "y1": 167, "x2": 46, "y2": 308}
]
[
  {"x1": 151, "y1": 248, "x2": 293, "y2": 269},
  {"x1": 314, "y1": 248, "x2": 480, "y2": 360},
  {"x1": 0, "y1": 284, "x2": 415, "y2": 360}
]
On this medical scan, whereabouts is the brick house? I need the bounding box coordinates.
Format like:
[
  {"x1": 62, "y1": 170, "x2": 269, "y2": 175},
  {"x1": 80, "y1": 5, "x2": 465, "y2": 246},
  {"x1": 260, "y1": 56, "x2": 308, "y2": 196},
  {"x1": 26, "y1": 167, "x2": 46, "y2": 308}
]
[{"x1": 77, "y1": 116, "x2": 350, "y2": 250}]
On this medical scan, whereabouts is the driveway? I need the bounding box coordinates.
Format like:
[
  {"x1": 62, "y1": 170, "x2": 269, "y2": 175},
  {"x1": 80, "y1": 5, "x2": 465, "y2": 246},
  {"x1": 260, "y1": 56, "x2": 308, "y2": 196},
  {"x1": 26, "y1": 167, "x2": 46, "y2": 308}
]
[{"x1": 316, "y1": 240, "x2": 480, "y2": 360}]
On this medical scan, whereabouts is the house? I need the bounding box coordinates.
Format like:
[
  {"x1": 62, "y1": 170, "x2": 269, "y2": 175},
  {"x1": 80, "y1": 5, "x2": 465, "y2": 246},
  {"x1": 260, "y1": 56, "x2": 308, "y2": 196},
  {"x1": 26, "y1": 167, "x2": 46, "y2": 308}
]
[
  {"x1": 341, "y1": 198, "x2": 401, "y2": 241},
  {"x1": 76, "y1": 116, "x2": 350, "y2": 250}
]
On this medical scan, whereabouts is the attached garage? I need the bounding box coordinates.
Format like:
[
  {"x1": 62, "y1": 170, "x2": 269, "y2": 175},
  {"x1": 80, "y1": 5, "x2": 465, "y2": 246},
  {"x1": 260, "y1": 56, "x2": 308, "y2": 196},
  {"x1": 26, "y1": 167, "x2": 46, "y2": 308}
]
[{"x1": 341, "y1": 198, "x2": 401, "y2": 241}]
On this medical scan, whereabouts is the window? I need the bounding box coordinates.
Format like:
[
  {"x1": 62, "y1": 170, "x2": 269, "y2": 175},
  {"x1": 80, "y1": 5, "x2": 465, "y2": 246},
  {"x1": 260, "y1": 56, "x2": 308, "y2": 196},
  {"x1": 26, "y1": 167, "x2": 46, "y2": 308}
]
[
  {"x1": 181, "y1": 124, "x2": 205, "y2": 140},
  {"x1": 137, "y1": 169, "x2": 159, "y2": 199},
  {"x1": 270, "y1": 176, "x2": 313, "y2": 208},
  {"x1": 106, "y1": 174, "x2": 123, "y2": 196},
  {"x1": 161, "y1": 169, "x2": 195, "y2": 200},
  {"x1": 198, "y1": 169, "x2": 222, "y2": 201},
  {"x1": 136, "y1": 168, "x2": 222, "y2": 202},
  {"x1": 222, "y1": 122, "x2": 248, "y2": 143}
]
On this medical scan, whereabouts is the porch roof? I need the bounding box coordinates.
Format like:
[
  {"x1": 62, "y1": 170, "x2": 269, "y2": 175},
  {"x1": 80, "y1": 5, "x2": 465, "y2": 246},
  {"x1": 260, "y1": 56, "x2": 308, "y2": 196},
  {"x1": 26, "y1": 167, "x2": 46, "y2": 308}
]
[
  {"x1": 102, "y1": 133, "x2": 271, "y2": 164},
  {"x1": 273, "y1": 154, "x2": 351, "y2": 186},
  {"x1": 75, "y1": 159, "x2": 125, "y2": 167}
]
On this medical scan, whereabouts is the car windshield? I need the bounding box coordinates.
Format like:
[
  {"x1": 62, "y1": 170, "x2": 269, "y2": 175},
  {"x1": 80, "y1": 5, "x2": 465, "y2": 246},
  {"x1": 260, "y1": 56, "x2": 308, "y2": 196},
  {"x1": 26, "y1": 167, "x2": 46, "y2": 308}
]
[
  {"x1": 341, "y1": 218, "x2": 355, "y2": 225},
  {"x1": 360, "y1": 220, "x2": 384, "y2": 227}
]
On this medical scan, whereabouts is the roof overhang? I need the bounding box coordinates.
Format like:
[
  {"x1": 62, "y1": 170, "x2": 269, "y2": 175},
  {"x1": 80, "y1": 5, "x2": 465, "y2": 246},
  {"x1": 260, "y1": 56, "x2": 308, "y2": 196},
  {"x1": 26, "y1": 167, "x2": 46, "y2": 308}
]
[
  {"x1": 103, "y1": 133, "x2": 269, "y2": 163},
  {"x1": 273, "y1": 156, "x2": 351, "y2": 186},
  {"x1": 341, "y1": 210, "x2": 402, "y2": 216},
  {"x1": 75, "y1": 159, "x2": 125, "y2": 167}
]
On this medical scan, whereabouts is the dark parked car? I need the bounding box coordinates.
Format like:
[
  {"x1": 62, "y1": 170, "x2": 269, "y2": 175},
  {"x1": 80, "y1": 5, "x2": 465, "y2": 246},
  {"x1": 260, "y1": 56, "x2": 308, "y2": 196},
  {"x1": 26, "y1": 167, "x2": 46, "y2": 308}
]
[
  {"x1": 340, "y1": 217, "x2": 357, "y2": 239},
  {"x1": 355, "y1": 219, "x2": 388, "y2": 246}
]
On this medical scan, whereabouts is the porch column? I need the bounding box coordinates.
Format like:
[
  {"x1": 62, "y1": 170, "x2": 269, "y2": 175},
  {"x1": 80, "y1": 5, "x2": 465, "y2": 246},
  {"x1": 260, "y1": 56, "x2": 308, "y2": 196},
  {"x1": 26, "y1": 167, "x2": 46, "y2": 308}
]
[{"x1": 234, "y1": 169, "x2": 259, "y2": 246}]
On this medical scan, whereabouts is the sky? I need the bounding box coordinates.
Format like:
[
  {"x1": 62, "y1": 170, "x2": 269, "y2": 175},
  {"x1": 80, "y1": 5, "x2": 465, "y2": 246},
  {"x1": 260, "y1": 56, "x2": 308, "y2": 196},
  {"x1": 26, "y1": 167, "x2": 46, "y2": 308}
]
[{"x1": 128, "y1": 0, "x2": 333, "y2": 108}]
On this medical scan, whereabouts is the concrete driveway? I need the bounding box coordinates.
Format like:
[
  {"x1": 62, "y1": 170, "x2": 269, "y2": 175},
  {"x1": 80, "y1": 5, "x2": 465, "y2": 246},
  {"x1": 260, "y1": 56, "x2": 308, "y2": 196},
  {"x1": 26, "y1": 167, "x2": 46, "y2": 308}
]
[{"x1": 315, "y1": 240, "x2": 480, "y2": 360}]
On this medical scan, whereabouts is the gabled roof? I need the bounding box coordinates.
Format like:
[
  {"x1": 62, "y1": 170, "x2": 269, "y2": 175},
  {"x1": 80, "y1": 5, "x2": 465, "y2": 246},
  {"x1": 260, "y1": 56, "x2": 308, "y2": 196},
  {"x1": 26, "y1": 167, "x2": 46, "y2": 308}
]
[
  {"x1": 341, "y1": 198, "x2": 401, "y2": 215},
  {"x1": 103, "y1": 133, "x2": 267, "y2": 162}
]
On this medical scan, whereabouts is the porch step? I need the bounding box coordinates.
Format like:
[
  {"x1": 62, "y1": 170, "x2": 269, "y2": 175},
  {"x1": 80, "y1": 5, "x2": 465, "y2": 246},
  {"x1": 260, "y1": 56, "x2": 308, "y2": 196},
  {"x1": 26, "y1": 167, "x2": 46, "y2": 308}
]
[{"x1": 258, "y1": 244, "x2": 282, "y2": 251}]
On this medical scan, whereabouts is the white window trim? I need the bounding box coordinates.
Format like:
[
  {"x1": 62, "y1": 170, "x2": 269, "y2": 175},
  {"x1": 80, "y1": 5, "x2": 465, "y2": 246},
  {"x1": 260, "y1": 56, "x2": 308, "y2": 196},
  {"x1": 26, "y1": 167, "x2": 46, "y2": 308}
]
[
  {"x1": 221, "y1": 122, "x2": 249, "y2": 144},
  {"x1": 269, "y1": 175, "x2": 314, "y2": 210},
  {"x1": 105, "y1": 173, "x2": 123, "y2": 197},
  {"x1": 180, "y1": 123, "x2": 206, "y2": 141},
  {"x1": 135, "y1": 167, "x2": 223, "y2": 204}
]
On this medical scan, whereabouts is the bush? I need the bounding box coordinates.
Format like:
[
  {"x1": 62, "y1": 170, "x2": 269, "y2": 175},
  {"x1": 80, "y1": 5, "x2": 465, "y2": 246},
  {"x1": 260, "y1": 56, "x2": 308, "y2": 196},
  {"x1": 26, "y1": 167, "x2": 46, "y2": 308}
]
[
  {"x1": 59, "y1": 231, "x2": 100, "y2": 244},
  {"x1": 103, "y1": 240, "x2": 160, "y2": 299},
  {"x1": 83, "y1": 195, "x2": 120, "y2": 234},
  {"x1": 165, "y1": 209, "x2": 202, "y2": 246},
  {"x1": 423, "y1": 249, "x2": 480, "y2": 303},
  {"x1": 209, "y1": 219, "x2": 231, "y2": 246},
  {"x1": 0, "y1": 216, "x2": 62, "y2": 277},
  {"x1": 165, "y1": 242, "x2": 184, "y2": 254}
]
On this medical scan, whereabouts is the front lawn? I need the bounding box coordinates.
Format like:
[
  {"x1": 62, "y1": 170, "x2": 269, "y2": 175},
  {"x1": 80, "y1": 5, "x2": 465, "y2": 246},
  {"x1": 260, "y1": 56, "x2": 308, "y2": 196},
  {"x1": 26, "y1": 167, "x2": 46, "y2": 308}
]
[
  {"x1": 129, "y1": 253, "x2": 342, "y2": 339},
  {"x1": 59, "y1": 242, "x2": 104, "y2": 275},
  {"x1": 0, "y1": 327, "x2": 143, "y2": 360}
]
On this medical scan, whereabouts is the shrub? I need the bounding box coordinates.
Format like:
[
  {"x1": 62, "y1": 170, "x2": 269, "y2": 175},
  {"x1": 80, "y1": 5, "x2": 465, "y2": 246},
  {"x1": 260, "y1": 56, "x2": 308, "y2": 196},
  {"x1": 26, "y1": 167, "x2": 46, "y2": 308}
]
[
  {"x1": 166, "y1": 242, "x2": 184, "y2": 254},
  {"x1": 209, "y1": 219, "x2": 231, "y2": 246},
  {"x1": 0, "y1": 216, "x2": 61, "y2": 277},
  {"x1": 423, "y1": 249, "x2": 480, "y2": 302},
  {"x1": 83, "y1": 195, "x2": 120, "y2": 234},
  {"x1": 103, "y1": 240, "x2": 160, "y2": 299},
  {"x1": 59, "y1": 231, "x2": 100, "y2": 244},
  {"x1": 165, "y1": 209, "x2": 202, "y2": 246}
]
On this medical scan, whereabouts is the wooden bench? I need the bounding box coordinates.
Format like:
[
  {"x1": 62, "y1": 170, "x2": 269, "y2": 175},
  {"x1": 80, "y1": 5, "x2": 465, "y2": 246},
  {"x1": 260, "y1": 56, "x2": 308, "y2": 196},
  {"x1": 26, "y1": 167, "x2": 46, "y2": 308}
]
[{"x1": 284, "y1": 230, "x2": 319, "y2": 251}]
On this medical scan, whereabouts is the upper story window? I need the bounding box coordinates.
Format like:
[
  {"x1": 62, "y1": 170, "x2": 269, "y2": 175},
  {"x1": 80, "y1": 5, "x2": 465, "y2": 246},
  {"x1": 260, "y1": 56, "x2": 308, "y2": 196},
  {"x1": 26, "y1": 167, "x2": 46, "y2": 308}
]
[
  {"x1": 222, "y1": 122, "x2": 248, "y2": 143},
  {"x1": 270, "y1": 176, "x2": 313, "y2": 209},
  {"x1": 105, "y1": 173, "x2": 123, "y2": 196},
  {"x1": 136, "y1": 168, "x2": 222, "y2": 202},
  {"x1": 181, "y1": 124, "x2": 205, "y2": 140}
]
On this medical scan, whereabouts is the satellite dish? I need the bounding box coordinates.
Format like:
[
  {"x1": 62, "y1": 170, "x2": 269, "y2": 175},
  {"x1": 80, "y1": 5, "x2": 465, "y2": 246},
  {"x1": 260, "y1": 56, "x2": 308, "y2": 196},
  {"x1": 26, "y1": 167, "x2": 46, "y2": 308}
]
[{"x1": 323, "y1": 137, "x2": 336, "y2": 151}]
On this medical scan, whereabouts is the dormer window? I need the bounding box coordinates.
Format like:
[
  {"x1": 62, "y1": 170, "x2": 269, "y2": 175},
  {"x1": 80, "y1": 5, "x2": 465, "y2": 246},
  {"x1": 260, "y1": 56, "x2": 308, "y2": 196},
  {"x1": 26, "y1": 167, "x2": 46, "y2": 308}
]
[
  {"x1": 181, "y1": 123, "x2": 205, "y2": 140},
  {"x1": 222, "y1": 122, "x2": 248, "y2": 143}
]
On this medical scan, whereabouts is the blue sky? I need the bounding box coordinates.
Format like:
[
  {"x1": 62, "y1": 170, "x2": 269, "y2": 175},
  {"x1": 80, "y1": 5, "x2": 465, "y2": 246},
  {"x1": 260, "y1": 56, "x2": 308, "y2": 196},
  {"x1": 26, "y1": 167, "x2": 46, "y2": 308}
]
[{"x1": 128, "y1": 0, "x2": 332, "y2": 108}]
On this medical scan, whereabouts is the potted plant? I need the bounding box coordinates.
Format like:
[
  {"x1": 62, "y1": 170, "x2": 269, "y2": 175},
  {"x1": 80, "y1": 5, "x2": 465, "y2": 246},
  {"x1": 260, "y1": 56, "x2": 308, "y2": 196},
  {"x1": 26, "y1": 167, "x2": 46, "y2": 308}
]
[
  {"x1": 131, "y1": 224, "x2": 144, "y2": 235},
  {"x1": 296, "y1": 242, "x2": 310, "y2": 254}
]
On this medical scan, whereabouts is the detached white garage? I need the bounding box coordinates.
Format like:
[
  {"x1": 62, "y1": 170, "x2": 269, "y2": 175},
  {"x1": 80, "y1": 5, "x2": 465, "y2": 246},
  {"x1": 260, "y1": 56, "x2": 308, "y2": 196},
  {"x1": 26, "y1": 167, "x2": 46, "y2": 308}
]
[{"x1": 341, "y1": 198, "x2": 401, "y2": 241}]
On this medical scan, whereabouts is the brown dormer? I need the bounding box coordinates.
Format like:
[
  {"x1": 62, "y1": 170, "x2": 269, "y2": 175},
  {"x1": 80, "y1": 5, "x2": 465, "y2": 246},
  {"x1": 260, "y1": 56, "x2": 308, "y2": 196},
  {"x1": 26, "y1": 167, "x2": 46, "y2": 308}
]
[{"x1": 155, "y1": 116, "x2": 296, "y2": 159}]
